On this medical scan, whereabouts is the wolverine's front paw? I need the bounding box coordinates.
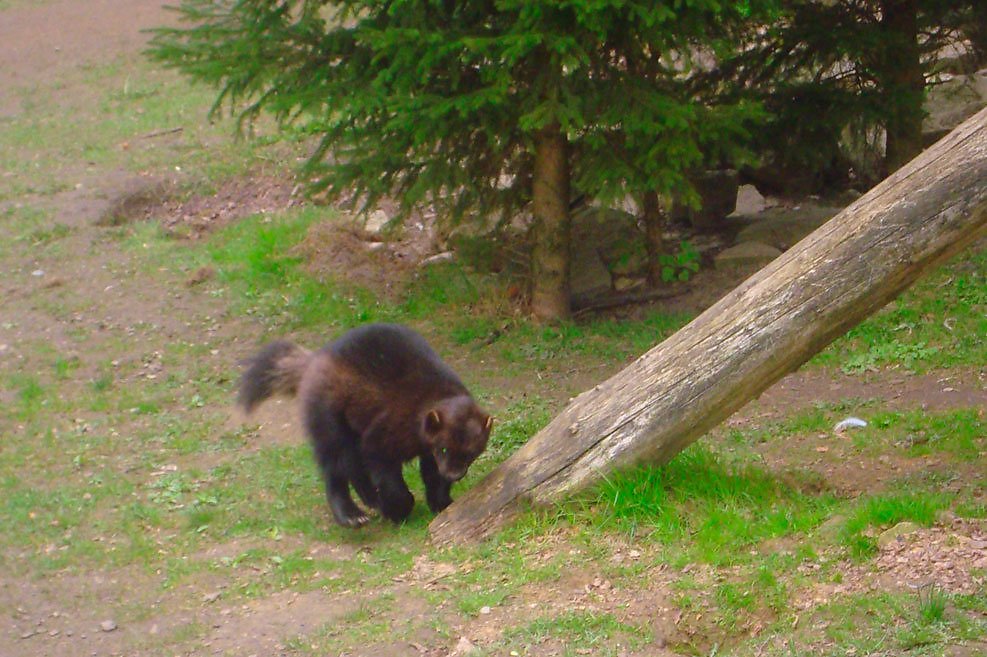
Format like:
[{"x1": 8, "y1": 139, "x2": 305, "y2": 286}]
[
  {"x1": 427, "y1": 493, "x2": 452, "y2": 513},
  {"x1": 335, "y1": 509, "x2": 371, "y2": 528},
  {"x1": 380, "y1": 490, "x2": 415, "y2": 523}
]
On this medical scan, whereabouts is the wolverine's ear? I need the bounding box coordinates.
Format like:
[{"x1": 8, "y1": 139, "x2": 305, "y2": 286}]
[
  {"x1": 424, "y1": 409, "x2": 443, "y2": 436},
  {"x1": 484, "y1": 415, "x2": 494, "y2": 432}
]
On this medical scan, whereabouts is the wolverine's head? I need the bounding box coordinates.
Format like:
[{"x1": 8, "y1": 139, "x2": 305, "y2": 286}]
[{"x1": 422, "y1": 395, "x2": 492, "y2": 481}]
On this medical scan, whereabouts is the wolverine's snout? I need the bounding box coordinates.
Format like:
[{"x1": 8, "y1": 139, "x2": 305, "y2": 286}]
[{"x1": 442, "y1": 466, "x2": 468, "y2": 482}]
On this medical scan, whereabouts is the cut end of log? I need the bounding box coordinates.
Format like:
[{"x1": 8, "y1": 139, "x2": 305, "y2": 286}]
[{"x1": 428, "y1": 503, "x2": 521, "y2": 546}]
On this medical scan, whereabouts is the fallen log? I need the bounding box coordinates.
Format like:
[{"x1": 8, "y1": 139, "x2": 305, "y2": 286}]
[{"x1": 430, "y1": 107, "x2": 987, "y2": 545}]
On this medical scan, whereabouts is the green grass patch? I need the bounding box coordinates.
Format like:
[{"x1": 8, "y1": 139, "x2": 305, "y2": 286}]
[
  {"x1": 142, "y1": 198, "x2": 695, "y2": 368},
  {"x1": 815, "y1": 248, "x2": 986, "y2": 372},
  {"x1": 758, "y1": 588, "x2": 987, "y2": 657},
  {"x1": 7, "y1": 374, "x2": 48, "y2": 420},
  {"x1": 577, "y1": 445, "x2": 837, "y2": 566},
  {"x1": 0, "y1": 57, "x2": 275, "y2": 202},
  {"x1": 862, "y1": 407, "x2": 985, "y2": 459},
  {"x1": 0, "y1": 205, "x2": 72, "y2": 258},
  {"x1": 504, "y1": 611, "x2": 650, "y2": 655},
  {"x1": 839, "y1": 491, "x2": 950, "y2": 559},
  {"x1": 488, "y1": 312, "x2": 690, "y2": 369},
  {"x1": 480, "y1": 395, "x2": 555, "y2": 462},
  {"x1": 203, "y1": 208, "x2": 389, "y2": 331}
]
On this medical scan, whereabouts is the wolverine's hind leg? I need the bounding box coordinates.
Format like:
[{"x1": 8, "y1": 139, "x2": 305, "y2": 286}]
[
  {"x1": 304, "y1": 401, "x2": 370, "y2": 528},
  {"x1": 339, "y1": 445, "x2": 379, "y2": 511}
]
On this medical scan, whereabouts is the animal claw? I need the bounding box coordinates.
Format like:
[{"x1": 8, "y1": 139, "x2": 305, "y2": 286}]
[{"x1": 345, "y1": 513, "x2": 370, "y2": 528}]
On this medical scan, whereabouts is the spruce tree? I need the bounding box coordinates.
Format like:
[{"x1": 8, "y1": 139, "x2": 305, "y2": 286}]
[
  {"x1": 149, "y1": 1, "x2": 768, "y2": 321},
  {"x1": 714, "y1": 0, "x2": 983, "y2": 189}
]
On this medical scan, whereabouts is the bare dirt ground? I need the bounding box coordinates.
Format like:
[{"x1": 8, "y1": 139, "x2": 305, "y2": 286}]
[
  {"x1": 1, "y1": 2, "x2": 984, "y2": 657},
  {"x1": 0, "y1": 0, "x2": 172, "y2": 114}
]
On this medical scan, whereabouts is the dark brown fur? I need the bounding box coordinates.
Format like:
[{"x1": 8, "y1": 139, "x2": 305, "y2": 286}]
[{"x1": 239, "y1": 324, "x2": 492, "y2": 527}]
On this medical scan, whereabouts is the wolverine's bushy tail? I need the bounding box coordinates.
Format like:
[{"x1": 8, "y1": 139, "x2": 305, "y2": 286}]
[{"x1": 239, "y1": 341, "x2": 312, "y2": 413}]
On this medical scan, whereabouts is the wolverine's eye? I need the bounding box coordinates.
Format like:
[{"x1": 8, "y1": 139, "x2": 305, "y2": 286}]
[{"x1": 440, "y1": 448, "x2": 447, "y2": 455}]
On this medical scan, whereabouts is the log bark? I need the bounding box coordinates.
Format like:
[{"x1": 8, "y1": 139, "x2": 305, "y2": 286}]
[{"x1": 430, "y1": 107, "x2": 987, "y2": 546}]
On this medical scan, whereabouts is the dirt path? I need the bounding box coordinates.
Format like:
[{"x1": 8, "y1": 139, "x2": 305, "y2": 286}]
[{"x1": 0, "y1": 0, "x2": 171, "y2": 92}]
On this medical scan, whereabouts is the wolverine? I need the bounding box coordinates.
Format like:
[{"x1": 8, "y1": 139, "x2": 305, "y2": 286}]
[{"x1": 239, "y1": 323, "x2": 492, "y2": 527}]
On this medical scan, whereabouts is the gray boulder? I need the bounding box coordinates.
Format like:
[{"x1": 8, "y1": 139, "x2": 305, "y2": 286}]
[
  {"x1": 734, "y1": 205, "x2": 841, "y2": 250},
  {"x1": 714, "y1": 241, "x2": 782, "y2": 269},
  {"x1": 923, "y1": 69, "x2": 987, "y2": 143},
  {"x1": 733, "y1": 184, "x2": 767, "y2": 216}
]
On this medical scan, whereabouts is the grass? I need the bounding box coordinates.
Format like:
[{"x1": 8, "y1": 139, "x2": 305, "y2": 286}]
[
  {"x1": 813, "y1": 248, "x2": 986, "y2": 372},
  {"x1": 725, "y1": 404, "x2": 986, "y2": 462},
  {"x1": 0, "y1": 205, "x2": 72, "y2": 258},
  {"x1": 502, "y1": 611, "x2": 651, "y2": 655},
  {"x1": 1, "y1": 56, "x2": 277, "y2": 203},
  {"x1": 0, "y1": 0, "x2": 57, "y2": 11},
  {"x1": 839, "y1": 491, "x2": 949, "y2": 559},
  {"x1": 580, "y1": 445, "x2": 838, "y2": 565},
  {"x1": 917, "y1": 585, "x2": 948, "y2": 625},
  {"x1": 863, "y1": 408, "x2": 986, "y2": 459}
]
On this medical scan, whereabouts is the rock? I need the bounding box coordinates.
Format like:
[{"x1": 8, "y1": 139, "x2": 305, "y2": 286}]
[
  {"x1": 714, "y1": 241, "x2": 782, "y2": 269},
  {"x1": 815, "y1": 514, "x2": 846, "y2": 541},
  {"x1": 185, "y1": 266, "x2": 215, "y2": 287},
  {"x1": 420, "y1": 251, "x2": 455, "y2": 267},
  {"x1": 923, "y1": 70, "x2": 987, "y2": 141},
  {"x1": 877, "y1": 521, "x2": 921, "y2": 549},
  {"x1": 447, "y1": 636, "x2": 479, "y2": 656},
  {"x1": 613, "y1": 276, "x2": 645, "y2": 292},
  {"x1": 733, "y1": 184, "x2": 767, "y2": 216},
  {"x1": 479, "y1": 606, "x2": 491, "y2": 615},
  {"x1": 829, "y1": 189, "x2": 862, "y2": 207},
  {"x1": 99, "y1": 620, "x2": 117, "y2": 632},
  {"x1": 203, "y1": 591, "x2": 221, "y2": 604},
  {"x1": 614, "y1": 194, "x2": 640, "y2": 215},
  {"x1": 364, "y1": 209, "x2": 391, "y2": 234},
  {"x1": 734, "y1": 205, "x2": 840, "y2": 250}
]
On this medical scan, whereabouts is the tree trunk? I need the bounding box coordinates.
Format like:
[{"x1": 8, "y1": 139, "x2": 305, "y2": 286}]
[
  {"x1": 431, "y1": 108, "x2": 987, "y2": 546},
  {"x1": 880, "y1": 0, "x2": 925, "y2": 174},
  {"x1": 530, "y1": 123, "x2": 571, "y2": 322},
  {"x1": 969, "y1": 4, "x2": 987, "y2": 68},
  {"x1": 643, "y1": 191, "x2": 666, "y2": 288}
]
